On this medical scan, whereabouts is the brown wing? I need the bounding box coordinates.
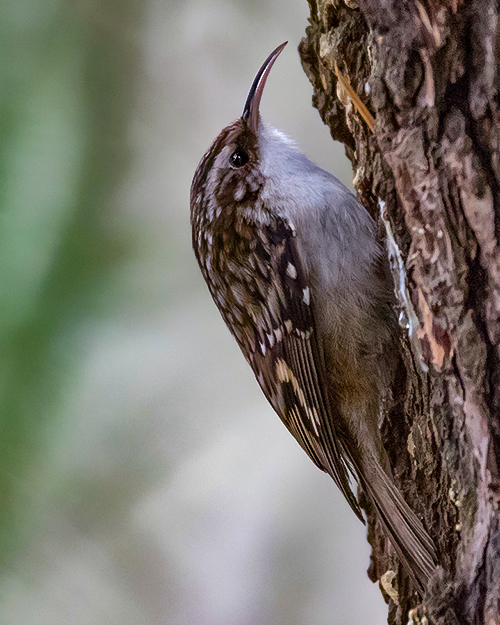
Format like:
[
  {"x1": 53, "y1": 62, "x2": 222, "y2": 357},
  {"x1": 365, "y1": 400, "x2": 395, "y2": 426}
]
[{"x1": 247, "y1": 218, "x2": 363, "y2": 521}]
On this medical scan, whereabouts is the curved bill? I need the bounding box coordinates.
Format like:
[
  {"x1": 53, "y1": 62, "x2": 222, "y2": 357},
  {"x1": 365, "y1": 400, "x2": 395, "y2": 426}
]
[{"x1": 242, "y1": 42, "x2": 287, "y2": 133}]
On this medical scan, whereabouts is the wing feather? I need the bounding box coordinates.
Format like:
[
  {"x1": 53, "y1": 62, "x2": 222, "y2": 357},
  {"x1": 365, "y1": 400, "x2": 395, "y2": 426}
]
[{"x1": 248, "y1": 217, "x2": 363, "y2": 521}]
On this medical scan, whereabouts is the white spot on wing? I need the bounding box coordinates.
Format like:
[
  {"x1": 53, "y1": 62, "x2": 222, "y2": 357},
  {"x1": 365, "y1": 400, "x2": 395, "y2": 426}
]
[
  {"x1": 286, "y1": 263, "x2": 297, "y2": 279},
  {"x1": 303, "y1": 287, "x2": 310, "y2": 305}
]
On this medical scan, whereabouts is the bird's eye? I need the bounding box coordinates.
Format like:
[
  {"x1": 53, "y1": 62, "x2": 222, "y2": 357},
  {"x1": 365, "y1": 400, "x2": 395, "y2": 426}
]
[{"x1": 229, "y1": 149, "x2": 249, "y2": 168}]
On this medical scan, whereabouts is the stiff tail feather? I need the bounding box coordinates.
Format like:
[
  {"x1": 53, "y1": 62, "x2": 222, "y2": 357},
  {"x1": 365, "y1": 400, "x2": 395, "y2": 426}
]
[{"x1": 352, "y1": 452, "x2": 437, "y2": 594}]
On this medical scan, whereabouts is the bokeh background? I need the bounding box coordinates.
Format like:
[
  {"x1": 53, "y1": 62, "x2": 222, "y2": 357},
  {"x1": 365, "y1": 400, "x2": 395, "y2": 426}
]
[{"x1": 1, "y1": 0, "x2": 388, "y2": 623}]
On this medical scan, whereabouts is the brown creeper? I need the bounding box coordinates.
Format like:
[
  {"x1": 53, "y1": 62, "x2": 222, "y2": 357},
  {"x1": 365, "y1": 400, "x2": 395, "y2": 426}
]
[{"x1": 190, "y1": 43, "x2": 437, "y2": 592}]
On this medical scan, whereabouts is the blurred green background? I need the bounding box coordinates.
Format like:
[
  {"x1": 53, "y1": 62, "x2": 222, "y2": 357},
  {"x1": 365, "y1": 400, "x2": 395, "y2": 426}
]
[{"x1": 0, "y1": 0, "x2": 387, "y2": 622}]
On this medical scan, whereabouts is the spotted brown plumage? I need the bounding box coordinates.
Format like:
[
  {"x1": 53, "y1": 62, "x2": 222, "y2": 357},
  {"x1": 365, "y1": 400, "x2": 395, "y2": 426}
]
[
  {"x1": 193, "y1": 181, "x2": 362, "y2": 516},
  {"x1": 190, "y1": 42, "x2": 437, "y2": 592}
]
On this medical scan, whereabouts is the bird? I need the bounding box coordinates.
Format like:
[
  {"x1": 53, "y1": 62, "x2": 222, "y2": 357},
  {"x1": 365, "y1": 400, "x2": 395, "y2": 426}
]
[{"x1": 190, "y1": 42, "x2": 437, "y2": 592}]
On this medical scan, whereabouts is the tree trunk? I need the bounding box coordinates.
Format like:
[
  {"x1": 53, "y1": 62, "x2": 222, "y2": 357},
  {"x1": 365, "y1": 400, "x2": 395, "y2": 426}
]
[{"x1": 299, "y1": 1, "x2": 500, "y2": 623}]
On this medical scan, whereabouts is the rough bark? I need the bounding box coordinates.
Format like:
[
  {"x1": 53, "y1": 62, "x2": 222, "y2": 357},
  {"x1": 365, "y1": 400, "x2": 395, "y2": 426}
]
[{"x1": 299, "y1": 1, "x2": 500, "y2": 623}]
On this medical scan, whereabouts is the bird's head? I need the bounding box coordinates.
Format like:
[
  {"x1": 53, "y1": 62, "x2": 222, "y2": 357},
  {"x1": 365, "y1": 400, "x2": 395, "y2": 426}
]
[{"x1": 190, "y1": 42, "x2": 288, "y2": 233}]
